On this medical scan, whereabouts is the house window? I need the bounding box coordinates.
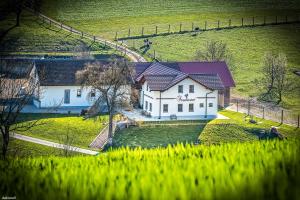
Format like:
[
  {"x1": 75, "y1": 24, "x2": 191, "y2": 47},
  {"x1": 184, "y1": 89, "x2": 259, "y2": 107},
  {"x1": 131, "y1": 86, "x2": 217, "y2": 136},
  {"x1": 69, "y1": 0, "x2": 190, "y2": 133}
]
[
  {"x1": 77, "y1": 89, "x2": 81, "y2": 97},
  {"x1": 189, "y1": 85, "x2": 194, "y2": 93},
  {"x1": 200, "y1": 103, "x2": 204, "y2": 108},
  {"x1": 149, "y1": 103, "x2": 152, "y2": 112},
  {"x1": 178, "y1": 104, "x2": 183, "y2": 112},
  {"x1": 90, "y1": 89, "x2": 96, "y2": 97},
  {"x1": 178, "y1": 85, "x2": 183, "y2": 93},
  {"x1": 145, "y1": 101, "x2": 148, "y2": 110},
  {"x1": 189, "y1": 104, "x2": 194, "y2": 112},
  {"x1": 163, "y1": 104, "x2": 168, "y2": 113},
  {"x1": 209, "y1": 103, "x2": 213, "y2": 107}
]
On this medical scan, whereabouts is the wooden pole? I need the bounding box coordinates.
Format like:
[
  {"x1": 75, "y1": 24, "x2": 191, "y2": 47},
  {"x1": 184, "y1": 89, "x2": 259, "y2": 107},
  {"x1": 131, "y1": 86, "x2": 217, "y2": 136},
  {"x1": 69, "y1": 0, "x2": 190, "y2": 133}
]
[
  {"x1": 128, "y1": 28, "x2": 131, "y2": 37},
  {"x1": 298, "y1": 114, "x2": 299, "y2": 128},
  {"x1": 168, "y1": 24, "x2": 170, "y2": 33},
  {"x1": 93, "y1": 36, "x2": 95, "y2": 42},
  {"x1": 237, "y1": 100, "x2": 239, "y2": 112},
  {"x1": 242, "y1": 18, "x2": 244, "y2": 26},
  {"x1": 264, "y1": 16, "x2": 266, "y2": 25},
  {"x1": 217, "y1": 20, "x2": 220, "y2": 29},
  {"x1": 252, "y1": 17, "x2": 255, "y2": 26},
  {"x1": 192, "y1": 22, "x2": 194, "y2": 31},
  {"x1": 115, "y1": 32, "x2": 118, "y2": 40},
  {"x1": 155, "y1": 26, "x2": 158, "y2": 35},
  {"x1": 205, "y1": 21, "x2": 207, "y2": 30},
  {"x1": 179, "y1": 23, "x2": 182, "y2": 32},
  {"x1": 281, "y1": 110, "x2": 284, "y2": 124},
  {"x1": 262, "y1": 107, "x2": 265, "y2": 119},
  {"x1": 61, "y1": 23, "x2": 62, "y2": 29},
  {"x1": 142, "y1": 27, "x2": 144, "y2": 36},
  {"x1": 81, "y1": 32, "x2": 83, "y2": 38},
  {"x1": 229, "y1": 19, "x2": 231, "y2": 27},
  {"x1": 247, "y1": 99, "x2": 250, "y2": 116}
]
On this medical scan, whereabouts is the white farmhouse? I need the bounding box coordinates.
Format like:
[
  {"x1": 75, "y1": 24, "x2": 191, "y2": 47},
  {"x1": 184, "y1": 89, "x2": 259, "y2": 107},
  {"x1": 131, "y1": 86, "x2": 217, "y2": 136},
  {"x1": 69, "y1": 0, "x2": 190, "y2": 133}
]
[{"x1": 134, "y1": 62, "x2": 235, "y2": 119}]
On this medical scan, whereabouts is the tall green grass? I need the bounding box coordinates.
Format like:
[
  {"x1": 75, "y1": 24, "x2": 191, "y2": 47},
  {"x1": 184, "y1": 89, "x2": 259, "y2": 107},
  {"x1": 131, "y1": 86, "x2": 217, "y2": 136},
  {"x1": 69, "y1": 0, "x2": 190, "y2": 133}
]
[{"x1": 1, "y1": 139, "x2": 299, "y2": 200}]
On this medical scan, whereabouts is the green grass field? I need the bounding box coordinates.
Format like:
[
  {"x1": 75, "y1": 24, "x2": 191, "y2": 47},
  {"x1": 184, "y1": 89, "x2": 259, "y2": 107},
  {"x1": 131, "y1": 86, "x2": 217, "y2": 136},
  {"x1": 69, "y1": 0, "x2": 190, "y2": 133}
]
[
  {"x1": 14, "y1": 114, "x2": 108, "y2": 148},
  {"x1": 113, "y1": 124, "x2": 202, "y2": 148},
  {"x1": 112, "y1": 110, "x2": 300, "y2": 148},
  {"x1": 0, "y1": 10, "x2": 119, "y2": 58},
  {"x1": 1, "y1": 139, "x2": 299, "y2": 199}
]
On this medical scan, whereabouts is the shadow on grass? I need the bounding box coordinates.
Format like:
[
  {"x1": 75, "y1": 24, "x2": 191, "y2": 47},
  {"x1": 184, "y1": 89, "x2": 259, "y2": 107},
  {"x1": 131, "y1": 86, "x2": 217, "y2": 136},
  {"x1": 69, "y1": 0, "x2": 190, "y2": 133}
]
[{"x1": 0, "y1": 24, "x2": 17, "y2": 43}]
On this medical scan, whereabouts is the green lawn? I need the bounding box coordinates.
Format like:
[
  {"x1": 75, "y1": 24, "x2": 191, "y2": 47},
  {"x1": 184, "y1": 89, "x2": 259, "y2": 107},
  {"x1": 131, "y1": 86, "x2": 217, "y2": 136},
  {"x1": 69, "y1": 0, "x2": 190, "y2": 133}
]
[
  {"x1": 14, "y1": 113, "x2": 108, "y2": 148},
  {"x1": 0, "y1": 10, "x2": 120, "y2": 58},
  {"x1": 199, "y1": 110, "x2": 300, "y2": 144},
  {"x1": 113, "y1": 124, "x2": 203, "y2": 148},
  {"x1": 113, "y1": 110, "x2": 300, "y2": 148}
]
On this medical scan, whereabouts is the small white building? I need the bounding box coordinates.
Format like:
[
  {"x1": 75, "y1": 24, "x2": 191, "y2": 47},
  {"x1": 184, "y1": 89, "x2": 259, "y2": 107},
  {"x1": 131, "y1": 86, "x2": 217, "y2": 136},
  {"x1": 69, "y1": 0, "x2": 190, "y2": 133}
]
[{"x1": 135, "y1": 62, "x2": 235, "y2": 119}]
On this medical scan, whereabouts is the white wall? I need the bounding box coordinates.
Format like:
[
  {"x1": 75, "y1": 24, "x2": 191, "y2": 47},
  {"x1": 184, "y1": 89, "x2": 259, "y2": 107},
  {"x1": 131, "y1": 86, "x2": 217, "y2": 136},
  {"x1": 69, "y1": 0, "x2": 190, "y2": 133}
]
[
  {"x1": 39, "y1": 86, "x2": 97, "y2": 108},
  {"x1": 141, "y1": 78, "x2": 218, "y2": 118}
]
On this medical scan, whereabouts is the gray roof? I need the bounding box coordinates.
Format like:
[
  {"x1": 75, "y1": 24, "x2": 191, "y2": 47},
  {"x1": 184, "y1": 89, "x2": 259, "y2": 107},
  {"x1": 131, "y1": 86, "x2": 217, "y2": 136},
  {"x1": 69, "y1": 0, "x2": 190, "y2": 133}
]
[
  {"x1": 0, "y1": 59, "x2": 34, "y2": 79},
  {"x1": 136, "y1": 62, "x2": 224, "y2": 91}
]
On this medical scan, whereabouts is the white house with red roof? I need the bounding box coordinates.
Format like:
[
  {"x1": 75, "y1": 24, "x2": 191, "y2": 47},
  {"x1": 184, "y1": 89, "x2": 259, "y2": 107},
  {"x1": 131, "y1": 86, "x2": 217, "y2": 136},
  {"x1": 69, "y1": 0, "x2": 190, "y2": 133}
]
[{"x1": 134, "y1": 62, "x2": 235, "y2": 119}]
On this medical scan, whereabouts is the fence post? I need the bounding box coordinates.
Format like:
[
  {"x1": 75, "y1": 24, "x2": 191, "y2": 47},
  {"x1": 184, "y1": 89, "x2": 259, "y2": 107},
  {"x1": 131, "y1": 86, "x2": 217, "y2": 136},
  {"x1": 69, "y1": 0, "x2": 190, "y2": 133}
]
[
  {"x1": 263, "y1": 16, "x2": 266, "y2": 25},
  {"x1": 168, "y1": 24, "x2": 170, "y2": 33},
  {"x1": 155, "y1": 26, "x2": 158, "y2": 35},
  {"x1": 192, "y1": 22, "x2": 194, "y2": 31},
  {"x1": 205, "y1": 21, "x2": 207, "y2": 30},
  {"x1": 93, "y1": 36, "x2": 95, "y2": 42},
  {"x1": 142, "y1": 27, "x2": 144, "y2": 36},
  {"x1": 247, "y1": 99, "x2": 250, "y2": 116},
  {"x1": 252, "y1": 17, "x2": 255, "y2": 26},
  {"x1": 275, "y1": 16, "x2": 278, "y2": 24},
  {"x1": 81, "y1": 32, "x2": 83, "y2": 38},
  {"x1": 242, "y1": 18, "x2": 244, "y2": 26},
  {"x1": 262, "y1": 107, "x2": 265, "y2": 119},
  {"x1": 236, "y1": 99, "x2": 239, "y2": 112},
  {"x1": 229, "y1": 19, "x2": 231, "y2": 27},
  {"x1": 298, "y1": 114, "x2": 299, "y2": 128},
  {"x1": 179, "y1": 23, "x2": 182, "y2": 32},
  {"x1": 217, "y1": 20, "x2": 220, "y2": 29},
  {"x1": 49, "y1": 20, "x2": 51, "y2": 26},
  {"x1": 61, "y1": 23, "x2": 62, "y2": 29},
  {"x1": 281, "y1": 110, "x2": 284, "y2": 124},
  {"x1": 115, "y1": 32, "x2": 118, "y2": 40},
  {"x1": 128, "y1": 28, "x2": 131, "y2": 37}
]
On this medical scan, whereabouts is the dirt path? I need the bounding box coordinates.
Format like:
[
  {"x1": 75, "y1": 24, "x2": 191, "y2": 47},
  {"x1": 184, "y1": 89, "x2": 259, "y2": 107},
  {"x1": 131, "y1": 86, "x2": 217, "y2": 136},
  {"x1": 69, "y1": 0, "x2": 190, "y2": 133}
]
[{"x1": 11, "y1": 133, "x2": 99, "y2": 155}]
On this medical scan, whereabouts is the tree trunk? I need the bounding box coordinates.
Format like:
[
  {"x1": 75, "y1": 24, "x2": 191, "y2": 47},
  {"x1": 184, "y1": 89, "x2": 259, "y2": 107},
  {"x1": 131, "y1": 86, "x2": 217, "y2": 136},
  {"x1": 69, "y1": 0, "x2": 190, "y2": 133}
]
[
  {"x1": 16, "y1": 8, "x2": 22, "y2": 27},
  {"x1": 107, "y1": 112, "x2": 114, "y2": 146},
  {"x1": 2, "y1": 126, "x2": 10, "y2": 159}
]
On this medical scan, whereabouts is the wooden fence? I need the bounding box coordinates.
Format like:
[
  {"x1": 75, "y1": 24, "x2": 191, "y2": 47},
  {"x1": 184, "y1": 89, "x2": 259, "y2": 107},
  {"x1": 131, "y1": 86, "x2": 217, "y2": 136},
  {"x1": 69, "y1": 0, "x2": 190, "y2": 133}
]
[
  {"x1": 23, "y1": 6, "x2": 146, "y2": 62},
  {"x1": 230, "y1": 98, "x2": 299, "y2": 127},
  {"x1": 115, "y1": 15, "x2": 300, "y2": 41}
]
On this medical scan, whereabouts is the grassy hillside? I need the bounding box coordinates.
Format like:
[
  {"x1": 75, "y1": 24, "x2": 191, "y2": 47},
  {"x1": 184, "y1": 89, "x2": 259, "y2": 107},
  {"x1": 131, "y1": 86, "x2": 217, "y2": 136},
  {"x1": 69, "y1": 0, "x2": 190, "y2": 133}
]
[
  {"x1": 0, "y1": 10, "x2": 120, "y2": 58},
  {"x1": 1, "y1": 139, "x2": 299, "y2": 199}
]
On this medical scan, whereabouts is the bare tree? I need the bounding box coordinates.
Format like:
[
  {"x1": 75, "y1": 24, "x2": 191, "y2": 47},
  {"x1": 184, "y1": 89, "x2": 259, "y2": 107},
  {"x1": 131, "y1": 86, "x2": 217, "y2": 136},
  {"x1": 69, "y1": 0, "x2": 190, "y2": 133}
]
[
  {"x1": 195, "y1": 40, "x2": 235, "y2": 72},
  {"x1": 261, "y1": 52, "x2": 289, "y2": 104},
  {"x1": 0, "y1": 60, "x2": 41, "y2": 159},
  {"x1": 76, "y1": 59, "x2": 134, "y2": 146},
  {"x1": 273, "y1": 53, "x2": 288, "y2": 104}
]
